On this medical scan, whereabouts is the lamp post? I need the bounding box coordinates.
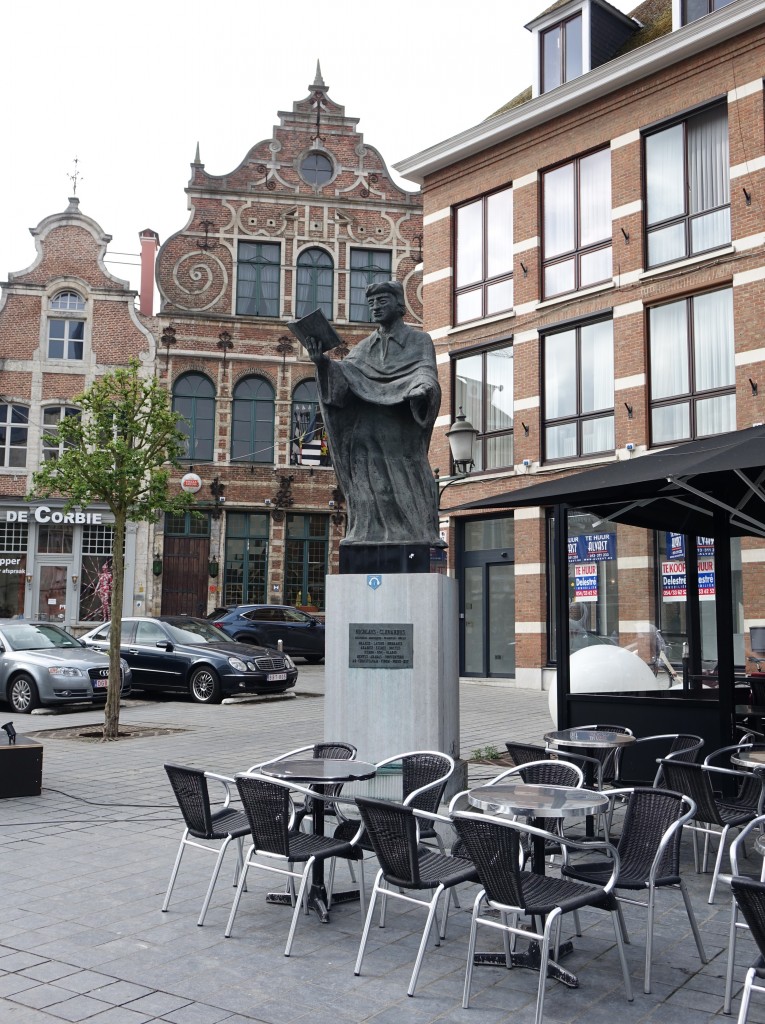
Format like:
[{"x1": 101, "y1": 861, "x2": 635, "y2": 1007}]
[{"x1": 437, "y1": 408, "x2": 478, "y2": 509}]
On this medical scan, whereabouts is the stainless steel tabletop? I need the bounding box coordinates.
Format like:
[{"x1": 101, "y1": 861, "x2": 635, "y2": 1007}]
[
  {"x1": 468, "y1": 781, "x2": 609, "y2": 819},
  {"x1": 259, "y1": 758, "x2": 377, "y2": 783},
  {"x1": 545, "y1": 727, "x2": 636, "y2": 749}
]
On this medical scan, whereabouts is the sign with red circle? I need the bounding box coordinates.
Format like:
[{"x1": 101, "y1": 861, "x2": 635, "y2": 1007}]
[{"x1": 180, "y1": 472, "x2": 202, "y2": 493}]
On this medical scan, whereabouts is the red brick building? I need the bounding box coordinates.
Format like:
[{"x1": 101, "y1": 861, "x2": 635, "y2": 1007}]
[
  {"x1": 397, "y1": 0, "x2": 765, "y2": 686},
  {"x1": 0, "y1": 198, "x2": 156, "y2": 627},
  {"x1": 153, "y1": 66, "x2": 423, "y2": 616}
]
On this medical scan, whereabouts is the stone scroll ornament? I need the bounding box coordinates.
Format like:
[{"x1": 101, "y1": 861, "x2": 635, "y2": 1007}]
[{"x1": 289, "y1": 281, "x2": 444, "y2": 549}]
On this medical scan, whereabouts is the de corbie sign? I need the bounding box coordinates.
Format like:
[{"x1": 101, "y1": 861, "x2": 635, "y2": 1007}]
[{"x1": 5, "y1": 505, "x2": 104, "y2": 524}]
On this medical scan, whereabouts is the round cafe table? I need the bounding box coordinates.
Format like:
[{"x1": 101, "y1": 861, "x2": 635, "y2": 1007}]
[
  {"x1": 545, "y1": 727, "x2": 636, "y2": 795},
  {"x1": 260, "y1": 757, "x2": 376, "y2": 922},
  {"x1": 467, "y1": 780, "x2": 609, "y2": 987}
]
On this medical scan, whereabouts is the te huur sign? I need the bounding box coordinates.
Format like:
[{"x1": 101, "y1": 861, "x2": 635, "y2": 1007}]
[{"x1": 348, "y1": 624, "x2": 414, "y2": 669}]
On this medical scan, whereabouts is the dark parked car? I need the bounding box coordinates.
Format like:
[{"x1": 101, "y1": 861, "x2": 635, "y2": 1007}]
[
  {"x1": 0, "y1": 620, "x2": 131, "y2": 714},
  {"x1": 209, "y1": 605, "x2": 325, "y2": 663},
  {"x1": 80, "y1": 616, "x2": 297, "y2": 704}
]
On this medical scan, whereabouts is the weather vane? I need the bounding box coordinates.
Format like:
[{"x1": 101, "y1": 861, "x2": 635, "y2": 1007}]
[{"x1": 67, "y1": 157, "x2": 83, "y2": 195}]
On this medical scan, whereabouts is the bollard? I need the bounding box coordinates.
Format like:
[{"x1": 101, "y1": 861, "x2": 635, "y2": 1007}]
[{"x1": 277, "y1": 639, "x2": 283, "y2": 652}]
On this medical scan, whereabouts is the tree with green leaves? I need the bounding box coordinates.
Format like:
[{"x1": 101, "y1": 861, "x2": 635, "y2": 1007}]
[{"x1": 30, "y1": 359, "x2": 194, "y2": 739}]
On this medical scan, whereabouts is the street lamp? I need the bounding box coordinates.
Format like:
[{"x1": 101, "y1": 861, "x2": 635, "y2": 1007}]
[
  {"x1": 445, "y1": 408, "x2": 478, "y2": 476},
  {"x1": 437, "y1": 408, "x2": 478, "y2": 510}
]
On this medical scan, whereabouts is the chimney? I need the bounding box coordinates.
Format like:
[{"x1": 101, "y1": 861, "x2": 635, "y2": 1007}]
[{"x1": 138, "y1": 229, "x2": 160, "y2": 316}]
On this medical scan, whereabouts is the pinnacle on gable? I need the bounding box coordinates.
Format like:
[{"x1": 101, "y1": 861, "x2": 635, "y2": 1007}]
[{"x1": 311, "y1": 60, "x2": 327, "y2": 91}]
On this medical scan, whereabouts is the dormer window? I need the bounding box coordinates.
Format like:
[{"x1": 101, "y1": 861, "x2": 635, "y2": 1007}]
[
  {"x1": 681, "y1": 0, "x2": 736, "y2": 27},
  {"x1": 542, "y1": 13, "x2": 582, "y2": 93},
  {"x1": 527, "y1": 1, "x2": 636, "y2": 99}
]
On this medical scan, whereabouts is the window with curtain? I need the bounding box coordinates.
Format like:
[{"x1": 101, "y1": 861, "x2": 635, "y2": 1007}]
[
  {"x1": 453, "y1": 345, "x2": 514, "y2": 471},
  {"x1": 236, "y1": 242, "x2": 280, "y2": 316},
  {"x1": 455, "y1": 187, "x2": 513, "y2": 325},
  {"x1": 41, "y1": 406, "x2": 79, "y2": 461},
  {"x1": 0, "y1": 404, "x2": 28, "y2": 468},
  {"x1": 349, "y1": 249, "x2": 392, "y2": 321},
  {"x1": 285, "y1": 514, "x2": 328, "y2": 611},
  {"x1": 645, "y1": 104, "x2": 730, "y2": 268},
  {"x1": 291, "y1": 379, "x2": 330, "y2": 467},
  {"x1": 172, "y1": 373, "x2": 215, "y2": 463},
  {"x1": 543, "y1": 318, "x2": 614, "y2": 461},
  {"x1": 649, "y1": 288, "x2": 735, "y2": 444},
  {"x1": 295, "y1": 248, "x2": 333, "y2": 319},
  {"x1": 542, "y1": 149, "x2": 612, "y2": 299},
  {"x1": 682, "y1": 0, "x2": 735, "y2": 24},
  {"x1": 231, "y1": 376, "x2": 275, "y2": 464},
  {"x1": 541, "y1": 12, "x2": 583, "y2": 93}
]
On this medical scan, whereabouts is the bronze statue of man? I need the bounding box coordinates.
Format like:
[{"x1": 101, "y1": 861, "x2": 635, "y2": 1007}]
[{"x1": 302, "y1": 280, "x2": 442, "y2": 550}]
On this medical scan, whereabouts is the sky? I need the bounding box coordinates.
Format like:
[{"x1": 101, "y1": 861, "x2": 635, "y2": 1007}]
[{"x1": 0, "y1": 0, "x2": 637, "y2": 297}]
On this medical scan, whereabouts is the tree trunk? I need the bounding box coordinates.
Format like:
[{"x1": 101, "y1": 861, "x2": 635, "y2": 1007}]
[{"x1": 104, "y1": 511, "x2": 126, "y2": 740}]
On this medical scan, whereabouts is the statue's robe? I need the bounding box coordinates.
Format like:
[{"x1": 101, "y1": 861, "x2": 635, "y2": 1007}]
[{"x1": 315, "y1": 321, "x2": 443, "y2": 547}]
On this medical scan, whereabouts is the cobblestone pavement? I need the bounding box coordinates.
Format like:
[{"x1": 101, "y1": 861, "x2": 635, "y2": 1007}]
[{"x1": 0, "y1": 667, "x2": 762, "y2": 1023}]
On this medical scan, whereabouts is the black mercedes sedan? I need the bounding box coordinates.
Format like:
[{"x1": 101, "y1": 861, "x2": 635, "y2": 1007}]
[{"x1": 80, "y1": 616, "x2": 297, "y2": 703}]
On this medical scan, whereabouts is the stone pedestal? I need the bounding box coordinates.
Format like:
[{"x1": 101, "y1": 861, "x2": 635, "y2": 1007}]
[{"x1": 324, "y1": 573, "x2": 460, "y2": 770}]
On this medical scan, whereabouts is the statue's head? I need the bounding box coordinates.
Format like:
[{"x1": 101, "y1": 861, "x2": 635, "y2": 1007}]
[{"x1": 366, "y1": 280, "x2": 406, "y2": 318}]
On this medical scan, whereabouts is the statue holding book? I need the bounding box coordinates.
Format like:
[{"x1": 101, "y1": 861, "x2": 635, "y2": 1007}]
[{"x1": 290, "y1": 281, "x2": 443, "y2": 552}]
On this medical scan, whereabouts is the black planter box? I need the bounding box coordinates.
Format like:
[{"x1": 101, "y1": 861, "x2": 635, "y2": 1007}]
[{"x1": 0, "y1": 734, "x2": 43, "y2": 798}]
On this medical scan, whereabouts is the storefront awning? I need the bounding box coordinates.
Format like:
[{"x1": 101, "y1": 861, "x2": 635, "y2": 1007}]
[{"x1": 458, "y1": 424, "x2": 765, "y2": 539}]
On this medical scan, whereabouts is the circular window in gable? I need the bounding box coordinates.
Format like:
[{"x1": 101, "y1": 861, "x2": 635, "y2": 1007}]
[{"x1": 300, "y1": 151, "x2": 334, "y2": 186}]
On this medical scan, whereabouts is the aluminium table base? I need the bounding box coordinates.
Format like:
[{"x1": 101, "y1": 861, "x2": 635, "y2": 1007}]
[
  {"x1": 474, "y1": 938, "x2": 578, "y2": 987},
  {"x1": 265, "y1": 882, "x2": 361, "y2": 924}
]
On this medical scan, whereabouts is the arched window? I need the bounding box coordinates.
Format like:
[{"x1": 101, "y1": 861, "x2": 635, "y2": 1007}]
[
  {"x1": 50, "y1": 291, "x2": 85, "y2": 311},
  {"x1": 296, "y1": 248, "x2": 333, "y2": 319},
  {"x1": 48, "y1": 290, "x2": 86, "y2": 360},
  {"x1": 172, "y1": 373, "x2": 215, "y2": 463},
  {"x1": 291, "y1": 380, "x2": 330, "y2": 467},
  {"x1": 231, "y1": 377, "x2": 275, "y2": 464}
]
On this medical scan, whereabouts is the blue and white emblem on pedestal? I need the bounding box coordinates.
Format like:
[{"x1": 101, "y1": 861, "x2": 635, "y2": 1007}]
[{"x1": 367, "y1": 574, "x2": 382, "y2": 591}]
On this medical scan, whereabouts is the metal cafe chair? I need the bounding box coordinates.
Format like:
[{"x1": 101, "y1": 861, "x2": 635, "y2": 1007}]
[
  {"x1": 561, "y1": 786, "x2": 707, "y2": 993},
  {"x1": 353, "y1": 796, "x2": 478, "y2": 997},
  {"x1": 613, "y1": 733, "x2": 704, "y2": 787},
  {"x1": 162, "y1": 763, "x2": 250, "y2": 926},
  {"x1": 730, "y1": 874, "x2": 765, "y2": 1024},
  {"x1": 329, "y1": 750, "x2": 455, "y2": 901},
  {"x1": 659, "y1": 759, "x2": 765, "y2": 903},
  {"x1": 452, "y1": 809, "x2": 633, "y2": 1024},
  {"x1": 250, "y1": 741, "x2": 357, "y2": 832},
  {"x1": 505, "y1": 739, "x2": 603, "y2": 786},
  {"x1": 724, "y1": 815, "x2": 765, "y2": 1014},
  {"x1": 224, "y1": 773, "x2": 357, "y2": 955}
]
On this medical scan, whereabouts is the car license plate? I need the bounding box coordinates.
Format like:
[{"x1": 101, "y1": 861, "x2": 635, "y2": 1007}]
[
  {"x1": 94, "y1": 679, "x2": 108, "y2": 688},
  {"x1": 267, "y1": 672, "x2": 287, "y2": 682}
]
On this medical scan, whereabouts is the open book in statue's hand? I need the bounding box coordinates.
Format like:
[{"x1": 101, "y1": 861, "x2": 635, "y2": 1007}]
[{"x1": 288, "y1": 308, "x2": 343, "y2": 353}]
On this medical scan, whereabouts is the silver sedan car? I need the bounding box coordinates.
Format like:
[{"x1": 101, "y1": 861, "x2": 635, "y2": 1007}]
[{"x1": 0, "y1": 620, "x2": 131, "y2": 713}]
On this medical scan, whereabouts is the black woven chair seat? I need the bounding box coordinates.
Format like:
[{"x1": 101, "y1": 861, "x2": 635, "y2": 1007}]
[
  {"x1": 718, "y1": 801, "x2": 759, "y2": 826},
  {"x1": 520, "y1": 871, "x2": 615, "y2": 915},
  {"x1": 563, "y1": 858, "x2": 681, "y2": 889},
  {"x1": 197, "y1": 807, "x2": 250, "y2": 840},
  {"x1": 384, "y1": 848, "x2": 478, "y2": 891},
  {"x1": 285, "y1": 832, "x2": 353, "y2": 862}
]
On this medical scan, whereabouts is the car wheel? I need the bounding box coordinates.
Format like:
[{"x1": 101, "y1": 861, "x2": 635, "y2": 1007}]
[
  {"x1": 9, "y1": 674, "x2": 40, "y2": 714},
  {"x1": 189, "y1": 666, "x2": 222, "y2": 704},
  {"x1": 305, "y1": 655, "x2": 323, "y2": 665}
]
